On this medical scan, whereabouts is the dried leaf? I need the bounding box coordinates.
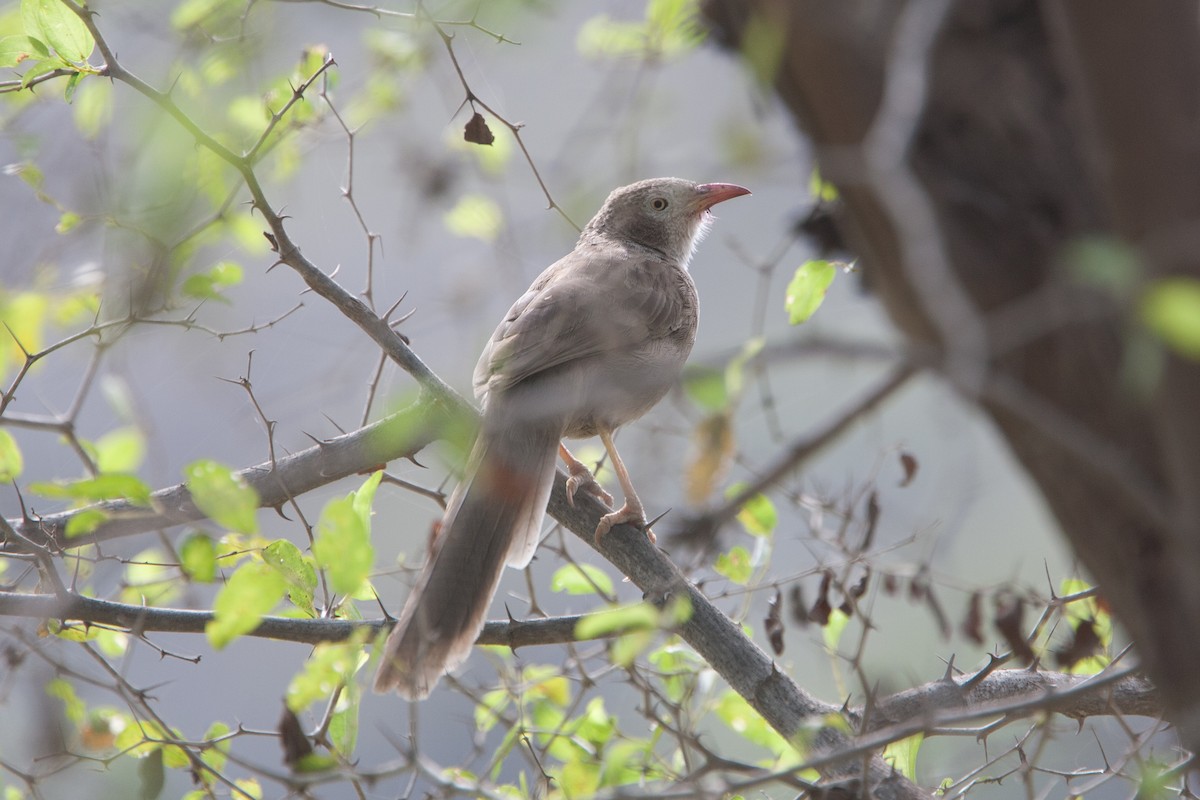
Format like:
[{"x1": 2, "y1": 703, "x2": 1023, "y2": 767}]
[
  {"x1": 898, "y1": 451, "x2": 919, "y2": 487},
  {"x1": 994, "y1": 593, "x2": 1036, "y2": 663},
  {"x1": 861, "y1": 490, "x2": 880, "y2": 551},
  {"x1": 1055, "y1": 617, "x2": 1102, "y2": 669},
  {"x1": 685, "y1": 413, "x2": 733, "y2": 504},
  {"x1": 962, "y1": 591, "x2": 984, "y2": 645},
  {"x1": 464, "y1": 111, "x2": 495, "y2": 146},
  {"x1": 278, "y1": 706, "x2": 313, "y2": 767},
  {"x1": 810, "y1": 570, "x2": 833, "y2": 626},
  {"x1": 789, "y1": 584, "x2": 809, "y2": 627},
  {"x1": 764, "y1": 587, "x2": 784, "y2": 655}
]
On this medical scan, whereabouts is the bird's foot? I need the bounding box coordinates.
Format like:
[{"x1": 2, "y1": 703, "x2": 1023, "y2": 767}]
[
  {"x1": 594, "y1": 503, "x2": 657, "y2": 545},
  {"x1": 565, "y1": 462, "x2": 614, "y2": 507}
]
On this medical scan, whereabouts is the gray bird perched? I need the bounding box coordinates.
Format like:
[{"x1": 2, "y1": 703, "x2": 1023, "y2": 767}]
[{"x1": 374, "y1": 177, "x2": 750, "y2": 699}]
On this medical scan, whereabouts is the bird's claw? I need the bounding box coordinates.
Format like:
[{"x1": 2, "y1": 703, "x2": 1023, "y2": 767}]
[
  {"x1": 565, "y1": 464, "x2": 614, "y2": 508},
  {"x1": 594, "y1": 504, "x2": 656, "y2": 545}
]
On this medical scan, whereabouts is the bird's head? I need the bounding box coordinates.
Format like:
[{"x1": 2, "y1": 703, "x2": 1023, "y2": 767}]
[{"x1": 585, "y1": 178, "x2": 751, "y2": 267}]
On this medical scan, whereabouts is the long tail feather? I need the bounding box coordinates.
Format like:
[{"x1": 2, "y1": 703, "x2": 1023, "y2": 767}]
[{"x1": 374, "y1": 418, "x2": 559, "y2": 698}]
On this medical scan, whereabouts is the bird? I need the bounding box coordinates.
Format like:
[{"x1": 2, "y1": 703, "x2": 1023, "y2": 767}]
[{"x1": 374, "y1": 177, "x2": 750, "y2": 699}]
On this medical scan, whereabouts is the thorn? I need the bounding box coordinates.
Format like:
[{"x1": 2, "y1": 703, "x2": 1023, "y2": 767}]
[
  {"x1": 322, "y1": 414, "x2": 348, "y2": 435},
  {"x1": 643, "y1": 508, "x2": 671, "y2": 530}
]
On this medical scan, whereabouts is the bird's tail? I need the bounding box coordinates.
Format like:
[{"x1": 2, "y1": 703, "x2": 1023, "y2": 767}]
[{"x1": 373, "y1": 416, "x2": 559, "y2": 698}]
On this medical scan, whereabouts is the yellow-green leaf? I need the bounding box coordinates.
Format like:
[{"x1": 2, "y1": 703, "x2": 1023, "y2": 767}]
[
  {"x1": 179, "y1": 531, "x2": 218, "y2": 582},
  {"x1": 30, "y1": 473, "x2": 153, "y2": 506},
  {"x1": 21, "y1": 0, "x2": 93, "y2": 63},
  {"x1": 185, "y1": 459, "x2": 259, "y2": 534},
  {"x1": 550, "y1": 563, "x2": 614, "y2": 596},
  {"x1": 883, "y1": 732, "x2": 923, "y2": 780},
  {"x1": 95, "y1": 426, "x2": 144, "y2": 473},
  {"x1": 574, "y1": 603, "x2": 659, "y2": 640},
  {"x1": 311, "y1": 474, "x2": 380, "y2": 596},
  {"x1": 182, "y1": 260, "x2": 243, "y2": 303},
  {"x1": 714, "y1": 545, "x2": 752, "y2": 584},
  {"x1": 263, "y1": 538, "x2": 317, "y2": 614},
  {"x1": 0, "y1": 430, "x2": 23, "y2": 481},
  {"x1": 65, "y1": 508, "x2": 108, "y2": 538},
  {"x1": 443, "y1": 193, "x2": 502, "y2": 242},
  {"x1": 681, "y1": 365, "x2": 728, "y2": 412},
  {"x1": 822, "y1": 607, "x2": 851, "y2": 653},
  {"x1": 1141, "y1": 277, "x2": 1200, "y2": 360},
  {"x1": 714, "y1": 690, "x2": 789, "y2": 754},
  {"x1": 0, "y1": 33, "x2": 47, "y2": 67},
  {"x1": 286, "y1": 638, "x2": 368, "y2": 712},
  {"x1": 206, "y1": 561, "x2": 286, "y2": 649},
  {"x1": 72, "y1": 77, "x2": 111, "y2": 137},
  {"x1": 785, "y1": 260, "x2": 836, "y2": 324},
  {"x1": 726, "y1": 483, "x2": 777, "y2": 537}
]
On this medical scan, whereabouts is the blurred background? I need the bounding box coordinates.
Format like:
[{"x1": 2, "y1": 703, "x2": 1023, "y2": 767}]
[{"x1": 0, "y1": 1, "x2": 1096, "y2": 797}]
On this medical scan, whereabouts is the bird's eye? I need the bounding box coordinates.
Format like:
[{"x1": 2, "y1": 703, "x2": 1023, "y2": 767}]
[{"x1": 651, "y1": 197, "x2": 669, "y2": 211}]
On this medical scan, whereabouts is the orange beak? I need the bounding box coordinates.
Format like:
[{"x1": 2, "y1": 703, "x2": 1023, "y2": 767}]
[{"x1": 694, "y1": 183, "x2": 752, "y2": 212}]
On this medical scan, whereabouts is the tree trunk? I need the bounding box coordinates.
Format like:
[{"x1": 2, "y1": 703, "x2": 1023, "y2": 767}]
[{"x1": 705, "y1": 0, "x2": 1200, "y2": 751}]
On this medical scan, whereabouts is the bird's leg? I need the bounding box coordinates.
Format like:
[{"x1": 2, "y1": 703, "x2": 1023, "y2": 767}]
[
  {"x1": 593, "y1": 429, "x2": 656, "y2": 545},
  {"x1": 560, "y1": 443, "x2": 615, "y2": 507}
]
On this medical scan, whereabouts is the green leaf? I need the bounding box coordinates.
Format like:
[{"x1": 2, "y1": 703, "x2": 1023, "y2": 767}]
[
  {"x1": 785, "y1": 260, "x2": 836, "y2": 324},
  {"x1": 1141, "y1": 277, "x2": 1200, "y2": 360},
  {"x1": 65, "y1": 508, "x2": 108, "y2": 538},
  {"x1": 681, "y1": 365, "x2": 727, "y2": 412},
  {"x1": 822, "y1": 607, "x2": 851, "y2": 653},
  {"x1": 475, "y1": 688, "x2": 512, "y2": 733},
  {"x1": 714, "y1": 690, "x2": 790, "y2": 754},
  {"x1": 0, "y1": 33, "x2": 46, "y2": 67},
  {"x1": 883, "y1": 732, "x2": 923, "y2": 780},
  {"x1": 200, "y1": 721, "x2": 232, "y2": 775},
  {"x1": 182, "y1": 260, "x2": 243, "y2": 302},
  {"x1": 558, "y1": 760, "x2": 601, "y2": 798},
  {"x1": 723, "y1": 336, "x2": 764, "y2": 399},
  {"x1": 714, "y1": 545, "x2": 752, "y2": 584},
  {"x1": 138, "y1": 747, "x2": 165, "y2": 800},
  {"x1": 0, "y1": 430, "x2": 23, "y2": 481},
  {"x1": 55, "y1": 210, "x2": 81, "y2": 233},
  {"x1": 19, "y1": 56, "x2": 59, "y2": 89},
  {"x1": 294, "y1": 753, "x2": 339, "y2": 773},
  {"x1": 206, "y1": 561, "x2": 287, "y2": 649},
  {"x1": 328, "y1": 674, "x2": 361, "y2": 757},
  {"x1": 550, "y1": 563, "x2": 614, "y2": 596},
  {"x1": 286, "y1": 639, "x2": 368, "y2": 712},
  {"x1": 21, "y1": 0, "x2": 93, "y2": 63},
  {"x1": 610, "y1": 628, "x2": 654, "y2": 667},
  {"x1": 179, "y1": 531, "x2": 218, "y2": 582},
  {"x1": 46, "y1": 677, "x2": 86, "y2": 724},
  {"x1": 122, "y1": 547, "x2": 181, "y2": 606},
  {"x1": 578, "y1": 0, "x2": 704, "y2": 60},
  {"x1": 185, "y1": 459, "x2": 259, "y2": 534},
  {"x1": 171, "y1": 0, "x2": 235, "y2": 30},
  {"x1": 94, "y1": 426, "x2": 145, "y2": 473},
  {"x1": 443, "y1": 193, "x2": 502, "y2": 241},
  {"x1": 1065, "y1": 236, "x2": 1141, "y2": 295},
  {"x1": 351, "y1": 469, "x2": 382, "y2": 524},
  {"x1": 574, "y1": 603, "x2": 659, "y2": 640},
  {"x1": 63, "y1": 69, "x2": 81, "y2": 102},
  {"x1": 311, "y1": 473, "x2": 380, "y2": 596},
  {"x1": 808, "y1": 168, "x2": 839, "y2": 203},
  {"x1": 725, "y1": 483, "x2": 777, "y2": 537},
  {"x1": 262, "y1": 539, "x2": 317, "y2": 614},
  {"x1": 72, "y1": 76, "x2": 111, "y2": 137},
  {"x1": 30, "y1": 473, "x2": 153, "y2": 506}
]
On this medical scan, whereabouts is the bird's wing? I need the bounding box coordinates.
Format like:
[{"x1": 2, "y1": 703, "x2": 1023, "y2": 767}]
[{"x1": 475, "y1": 246, "x2": 691, "y2": 399}]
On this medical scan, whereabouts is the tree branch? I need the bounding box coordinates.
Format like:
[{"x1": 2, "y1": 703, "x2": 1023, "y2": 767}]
[{"x1": 0, "y1": 589, "x2": 601, "y2": 649}]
